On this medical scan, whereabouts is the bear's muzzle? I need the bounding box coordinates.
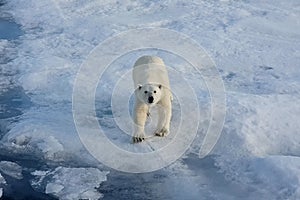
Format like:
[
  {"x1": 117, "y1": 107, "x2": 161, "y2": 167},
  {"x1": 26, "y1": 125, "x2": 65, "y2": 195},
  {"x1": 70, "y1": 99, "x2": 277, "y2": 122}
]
[{"x1": 148, "y1": 96, "x2": 154, "y2": 104}]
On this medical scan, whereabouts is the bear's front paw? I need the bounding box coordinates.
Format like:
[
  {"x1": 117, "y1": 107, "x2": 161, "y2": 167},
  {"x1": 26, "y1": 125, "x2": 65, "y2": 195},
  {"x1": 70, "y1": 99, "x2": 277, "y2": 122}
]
[
  {"x1": 155, "y1": 128, "x2": 169, "y2": 137},
  {"x1": 132, "y1": 135, "x2": 145, "y2": 143}
]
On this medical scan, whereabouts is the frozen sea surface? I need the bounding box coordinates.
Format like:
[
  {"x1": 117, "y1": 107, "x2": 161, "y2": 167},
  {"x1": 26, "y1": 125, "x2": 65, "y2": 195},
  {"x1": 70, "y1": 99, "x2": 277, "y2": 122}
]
[{"x1": 0, "y1": 0, "x2": 300, "y2": 199}]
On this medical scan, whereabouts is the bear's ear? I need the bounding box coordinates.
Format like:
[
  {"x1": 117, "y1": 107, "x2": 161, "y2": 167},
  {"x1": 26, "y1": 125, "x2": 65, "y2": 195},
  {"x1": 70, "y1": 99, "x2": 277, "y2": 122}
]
[
  {"x1": 138, "y1": 84, "x2": 142, "y2": 90},
  {"x1": 158, "y1": 85, "x2": 162, "y2": 89}
]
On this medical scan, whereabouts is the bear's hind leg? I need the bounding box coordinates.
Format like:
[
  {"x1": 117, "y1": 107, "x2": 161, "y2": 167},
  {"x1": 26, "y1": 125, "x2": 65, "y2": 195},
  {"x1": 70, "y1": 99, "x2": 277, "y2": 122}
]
[{"x1": 154, "y1": 105, "x2": 165, "y2": 136}]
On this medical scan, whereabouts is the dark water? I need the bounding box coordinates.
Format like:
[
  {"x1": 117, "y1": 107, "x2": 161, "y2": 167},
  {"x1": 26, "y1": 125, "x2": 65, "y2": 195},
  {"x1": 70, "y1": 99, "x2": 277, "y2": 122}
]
[
  {"x1": 0, "y1": 2, "x2": 56, "y2": 200},
  {"x1": 0, "y1": 17, "x2": 23, "y2": 40},
  {"x1": 0, "y1": 87, "x2": 32, "y2": 142},
  {"x1": 0, "y1": 2, "x2": 28, "y2": 138},
  {"x1": 0, "y1": 155, "x2": 58, "y2": 200},
  {"x1": 0, "y1": 87, "x2": 31, "y2": 119}
]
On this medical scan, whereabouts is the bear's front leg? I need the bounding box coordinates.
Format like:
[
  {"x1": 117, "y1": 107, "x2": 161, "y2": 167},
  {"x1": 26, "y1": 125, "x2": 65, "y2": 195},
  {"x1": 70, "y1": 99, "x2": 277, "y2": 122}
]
[
  {"x1": 133, "y1": 103, "x2": 148, "y2": 143},
  {"x1": 155, "y1": 102, "x2": 172, "y2": 137}
]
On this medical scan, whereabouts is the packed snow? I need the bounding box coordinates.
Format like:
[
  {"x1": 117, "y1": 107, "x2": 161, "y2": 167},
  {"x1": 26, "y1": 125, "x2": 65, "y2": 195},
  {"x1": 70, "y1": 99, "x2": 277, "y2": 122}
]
[{"x1": 0, "y1": 0, "x2": 300, "y2": 199}]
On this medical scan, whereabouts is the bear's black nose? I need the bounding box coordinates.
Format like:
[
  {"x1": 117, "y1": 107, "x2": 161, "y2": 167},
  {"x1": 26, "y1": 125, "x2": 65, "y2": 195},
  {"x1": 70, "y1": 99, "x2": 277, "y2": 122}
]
[{"x1": 148, "y1": 96, "x2": 154, "y2": 103}]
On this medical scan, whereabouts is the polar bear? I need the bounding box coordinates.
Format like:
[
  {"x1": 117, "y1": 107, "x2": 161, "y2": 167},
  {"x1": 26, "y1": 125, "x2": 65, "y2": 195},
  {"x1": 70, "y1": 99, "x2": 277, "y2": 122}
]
[{"x1": 132, "y1": 56, "x2": 172, "y2": 143}]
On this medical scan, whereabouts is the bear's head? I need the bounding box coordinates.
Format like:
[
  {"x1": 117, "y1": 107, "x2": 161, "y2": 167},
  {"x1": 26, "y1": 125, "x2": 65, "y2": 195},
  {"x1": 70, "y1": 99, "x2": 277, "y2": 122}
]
[{"x1": 136, "y1": 84, "x2": 162, "y2": 105}]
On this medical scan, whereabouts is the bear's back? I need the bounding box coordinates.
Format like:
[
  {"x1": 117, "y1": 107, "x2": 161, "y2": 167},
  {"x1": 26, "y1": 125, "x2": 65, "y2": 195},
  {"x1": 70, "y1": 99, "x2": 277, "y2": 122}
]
[
  {"x1": 132, "y1": 56, "x2": 170, "y2": 89},
  {"x1": 133, "y1": 55, "x2": 164, "y2": 67}
]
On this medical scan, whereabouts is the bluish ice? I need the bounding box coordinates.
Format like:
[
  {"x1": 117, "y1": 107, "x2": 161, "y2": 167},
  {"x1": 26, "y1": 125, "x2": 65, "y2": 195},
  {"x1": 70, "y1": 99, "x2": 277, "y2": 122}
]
[{"x1": 0, "y1": 0, "x2": 300, "y2": 199}]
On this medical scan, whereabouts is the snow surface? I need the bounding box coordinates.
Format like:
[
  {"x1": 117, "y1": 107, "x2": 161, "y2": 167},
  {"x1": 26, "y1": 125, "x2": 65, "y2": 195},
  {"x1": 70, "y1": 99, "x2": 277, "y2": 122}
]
[{"x1": 0, "y1": 0, "x2": 300, "y2": 199}]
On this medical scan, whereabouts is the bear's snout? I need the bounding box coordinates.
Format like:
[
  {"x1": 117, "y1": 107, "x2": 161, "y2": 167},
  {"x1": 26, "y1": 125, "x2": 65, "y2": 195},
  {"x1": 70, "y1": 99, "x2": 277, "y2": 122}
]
[{"x1": 148, "y1": 96, "x2": 154, "y2": 103}]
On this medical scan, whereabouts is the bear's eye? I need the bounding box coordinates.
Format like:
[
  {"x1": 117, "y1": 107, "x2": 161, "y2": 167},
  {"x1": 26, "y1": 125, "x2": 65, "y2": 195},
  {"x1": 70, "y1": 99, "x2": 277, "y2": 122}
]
[
  {"x1": 154, "y1": 91, "x2": 156, "y2": 93},
  {"x1": 144, "y1": 91, "x2": 148, "y2": 94}
]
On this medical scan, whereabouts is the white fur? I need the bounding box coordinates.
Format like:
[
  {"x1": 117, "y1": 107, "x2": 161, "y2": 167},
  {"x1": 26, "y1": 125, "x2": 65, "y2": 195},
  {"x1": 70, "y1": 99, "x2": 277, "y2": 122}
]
[{"x1": 132, "y1": 56, "x2": 172, "y2": 143}]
